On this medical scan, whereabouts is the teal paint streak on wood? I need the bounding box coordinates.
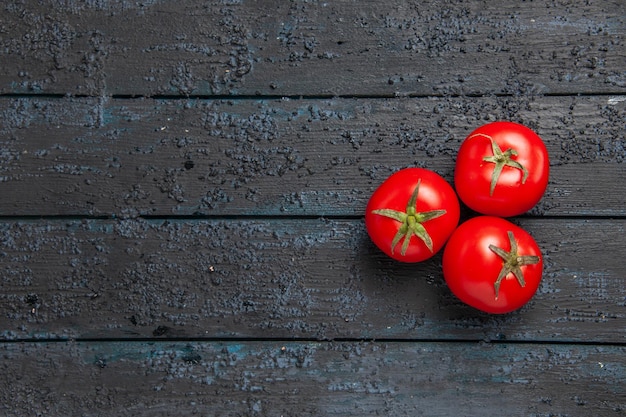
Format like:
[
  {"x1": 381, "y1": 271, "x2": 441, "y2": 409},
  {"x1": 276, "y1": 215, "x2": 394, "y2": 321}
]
[
  {"x1": 1, "y1": 96, "x2": 625, "y2": 217},
  {"x1": 1, "y1": 340, "x2": 624, "y2": 416}
]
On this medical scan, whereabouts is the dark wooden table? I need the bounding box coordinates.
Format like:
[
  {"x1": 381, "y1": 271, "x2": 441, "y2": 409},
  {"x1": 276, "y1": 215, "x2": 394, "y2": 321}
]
[{"x1": 1, "y1": 1, "x2": 625, "y2": 415}]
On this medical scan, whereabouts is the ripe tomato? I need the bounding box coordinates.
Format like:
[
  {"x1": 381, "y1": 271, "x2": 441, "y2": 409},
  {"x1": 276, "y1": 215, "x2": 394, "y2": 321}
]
[
  {"x1": 365, "y1": 167, "x2": 460, "y2": 263},
  {"x1": 442, "y1": 216, "x2": 543, "y2": 314},
  {"x1": 454, "y1": 121, "x2": 549, "y2": 217}
]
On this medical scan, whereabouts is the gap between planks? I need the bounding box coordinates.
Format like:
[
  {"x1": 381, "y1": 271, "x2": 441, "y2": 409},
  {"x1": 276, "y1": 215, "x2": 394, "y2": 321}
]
[{"x1": 3, "y1": 336, "x2": 626, "y2": 348}]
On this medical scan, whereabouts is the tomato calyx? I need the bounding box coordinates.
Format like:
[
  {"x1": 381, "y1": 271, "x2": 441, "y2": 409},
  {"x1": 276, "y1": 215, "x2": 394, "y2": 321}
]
[
  {"x1": 371, "y1": 179, "x2": 447, "y2": 256},
  {"x1": 488, "y1": 231, "x2": 540, "y2": 299},
  {"x1": 472, "y1": 133, "x2": 529, "y2": 196}
]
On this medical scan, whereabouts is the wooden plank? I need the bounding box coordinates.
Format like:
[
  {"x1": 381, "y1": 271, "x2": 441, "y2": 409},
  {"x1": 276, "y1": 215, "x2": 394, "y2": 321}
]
[
  {"x1": 1, "y1": 0, "x2": 625, "y2": 96},
  {"x1": 1, "y1": 95, "x2": 625, "y2": 217},
  {"x1": 1, "y1": 340, "x2": 624, "y2": 416},
  {"x1": 1, "y1": 218, "x2": 625, "y2": 343}
]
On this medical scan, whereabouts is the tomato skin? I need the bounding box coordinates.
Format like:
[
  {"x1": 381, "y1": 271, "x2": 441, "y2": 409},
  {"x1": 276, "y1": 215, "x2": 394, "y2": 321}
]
[
  {"x1": 365, "y1": 168, "x2": 460, "y2": 263},
  {"x1": 442, "y1": 216, "x2": 543, "y2": 314},
  {"x1": 454, "y1": 121, "x2": 549, "y2": 217}
]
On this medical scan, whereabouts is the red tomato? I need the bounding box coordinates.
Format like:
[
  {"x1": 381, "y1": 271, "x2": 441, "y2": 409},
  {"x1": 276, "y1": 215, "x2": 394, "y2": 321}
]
[
  {"x1": 365, "y1": 168, "x2": 460, "y2": 263},
  {"x1": 454, "y1": 121, "x2": 549, "y2": 217},
  {"x1": 442, "y1": 216, "x2": 543, "y2": 314}
]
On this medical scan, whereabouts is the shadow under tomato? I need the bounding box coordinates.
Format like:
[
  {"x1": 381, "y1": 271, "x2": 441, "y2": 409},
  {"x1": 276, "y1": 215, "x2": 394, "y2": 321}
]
[
  {"x1": 357, "y1": 231, "x2": 534, "y2": 340},
  {"x1": 357, "y1": 234, "x2": 448, "y2": 308}
]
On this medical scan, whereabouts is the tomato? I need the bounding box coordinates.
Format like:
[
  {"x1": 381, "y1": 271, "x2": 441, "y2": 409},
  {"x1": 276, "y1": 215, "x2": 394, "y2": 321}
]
[
  {"x1": 442, "y1": 216, "x2": 543, "y2": 314},
  {"x1": 365, "y1": 167, "x2": 460, "y2": 263},
  {"x1": 454, "y1": 121, "x2": 549, "y2": 217}
]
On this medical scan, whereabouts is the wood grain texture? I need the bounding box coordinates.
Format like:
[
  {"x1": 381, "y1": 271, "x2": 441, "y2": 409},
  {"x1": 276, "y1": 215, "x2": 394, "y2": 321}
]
[
  {"x1": 2, "y1": 1, "x2": 626, "y2": 414},
  {"x1": 1, "y1": 0, "x2": 624, "y2": 96},
  {"x1": 1, "y1": 218, "x2": 624, "y2": 342},
  {"x1": 1, "y1": 340, "x2": 624, "y2": 417},
  {"x1": 1, "y1": 94, "x2": 624, "y2": 217}
]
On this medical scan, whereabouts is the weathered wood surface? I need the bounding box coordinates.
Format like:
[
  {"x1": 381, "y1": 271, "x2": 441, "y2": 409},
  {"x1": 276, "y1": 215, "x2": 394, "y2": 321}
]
[
  {"x1": 1, "y1": 94, "x2": 624, "y2": 217},
  {"x1": 1, "y1": 0, "x2": 625, "y2": 97},
  {"x1": 1, "y1": 218, "x2": 624, "y2": 343},
  {"x1": 1, "y1": 340, "x2": 624, "y2": 417},
  {"x1": 2, "y1": 0, "x2": 626, "y2": 416}
]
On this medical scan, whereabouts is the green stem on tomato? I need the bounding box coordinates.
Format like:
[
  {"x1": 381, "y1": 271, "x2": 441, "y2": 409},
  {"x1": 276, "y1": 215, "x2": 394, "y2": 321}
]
[
  {"x1": 470, "y1": 133, "x2": 529, "y2": 196},
  {"x1": 371, "y1": 179, "x2": 446, "y2": 256},
  {"x1": 489, "y1": 231, "x2": 540, "y2": 299}
]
